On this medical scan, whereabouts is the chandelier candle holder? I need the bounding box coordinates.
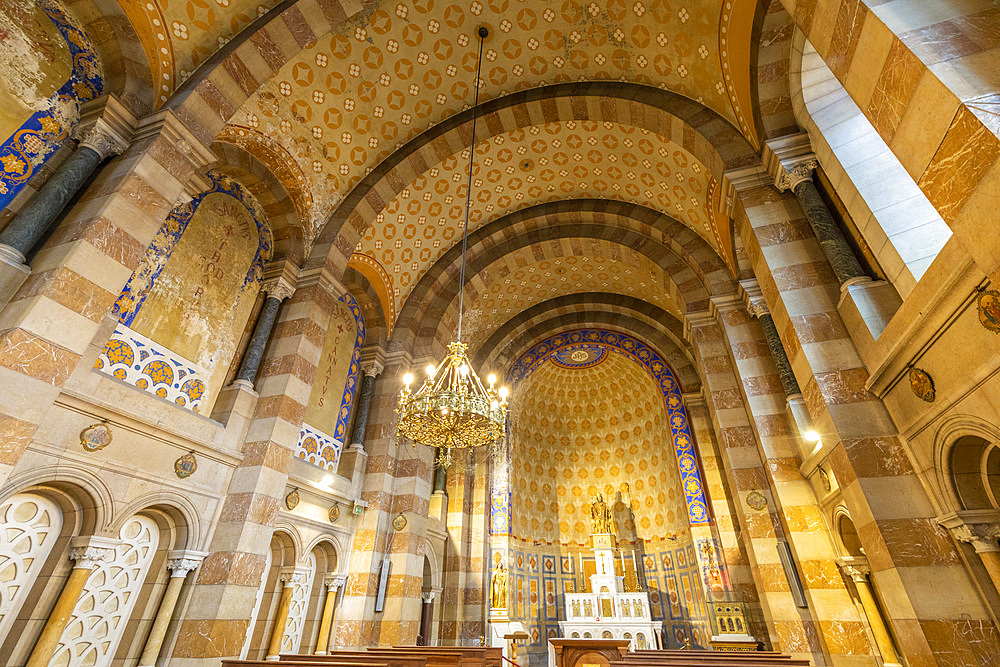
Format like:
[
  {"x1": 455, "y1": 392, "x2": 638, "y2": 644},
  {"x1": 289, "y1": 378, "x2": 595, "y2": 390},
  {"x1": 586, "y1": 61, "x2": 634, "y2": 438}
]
[{"x1": 395, "y1": 26, "x2": 509, "y2": 460}]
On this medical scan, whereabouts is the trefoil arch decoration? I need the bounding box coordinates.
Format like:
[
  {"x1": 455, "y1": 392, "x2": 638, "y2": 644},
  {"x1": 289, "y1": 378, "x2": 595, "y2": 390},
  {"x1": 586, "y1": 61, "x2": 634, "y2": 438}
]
[
  {"x1": 0, "y1": 0, "x2": 104, "y2": 209},
  {"x1": 504, "y1": 329, "x2": 711, "y2": 527}
]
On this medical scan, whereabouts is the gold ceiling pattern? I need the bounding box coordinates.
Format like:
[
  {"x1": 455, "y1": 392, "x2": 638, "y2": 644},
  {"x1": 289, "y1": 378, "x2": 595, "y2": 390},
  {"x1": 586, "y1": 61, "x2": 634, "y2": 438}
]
[
  {"x1": 510, "y1": 350, "x2": 691, "y2": 546},
  {"x1": 447, "y1": 240, "x2": 678, "y2": 351},
  {"x1": 225, "y1": 0, "x2": 737, "y2": 231},
  {"x1": 351, "y1": 121, "x2": 722, "y2": 323}
]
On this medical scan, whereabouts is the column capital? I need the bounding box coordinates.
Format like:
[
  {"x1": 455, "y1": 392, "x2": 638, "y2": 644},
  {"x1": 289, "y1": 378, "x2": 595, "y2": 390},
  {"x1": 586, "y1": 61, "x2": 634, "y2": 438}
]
[
  {"x1": 360, "y1": 345, "x2": 387, "y2": 378},
  {"x1": 324, "y1": 573, "x2": 348, "y2": 590},
  {"x1": 279, "y1": 565, "x2": 311, "y2": 585},
  {"x1": 264, "y1": 276, "x2": 296, "y2": 302},
  {"x1": 166, "y1": 549, "x2": 209, "y2": 577},
  {"x1": 421, "y1": 589, "x2": 437, "y2": 603},
  {"x1": 74, "y1": 94, "x2": 136, "y2": 159},
  {"x1": 939, "y1": 511, "x2": 1000, "y2": 552},
  {"x1": 762, "y1": 132, "x2": 817, "y2": 192},
  {"x1": 738, "y1": 279, "x2": 768, "y2": 318},
  {"x1": 837, "y1": 560, "x2": 871, "y2": 582},
  {"x1": 708, "y1": 292, "x2": 745, "y2": 320},
  {"x1": 133, "y1": 109, "x2": 216, "y2": 170},
  {"x1": 69, "y1": 535, "x2": 119, "y2": 568}
]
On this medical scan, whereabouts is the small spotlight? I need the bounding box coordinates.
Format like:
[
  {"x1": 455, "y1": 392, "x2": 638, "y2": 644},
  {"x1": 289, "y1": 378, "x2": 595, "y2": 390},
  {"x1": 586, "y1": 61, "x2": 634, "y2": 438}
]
[
  {"x1": 487, "y1": 373, "x2": 497, "y2": 386},
  {"x1": 803, "y1": 430, "x2": 820, "y2": 443},
  {"x1": 403, "y1": 373, "x2": 414, "y2": 386},
  {"x1": 426, "y1": 364, "x2": 436, "y2": 376},
  {"x1": 499, "y1": 386, "x2": 509, "y2": 399}
]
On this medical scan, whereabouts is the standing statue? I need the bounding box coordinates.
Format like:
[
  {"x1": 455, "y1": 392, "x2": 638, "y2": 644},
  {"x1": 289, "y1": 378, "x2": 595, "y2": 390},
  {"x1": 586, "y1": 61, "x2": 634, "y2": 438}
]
[
  {"x1": 490, "y1": 561, "x2": 508, "y2": 609},
  {"x1": 590, "y1": 493, "x2": 615, "y2": 534}
]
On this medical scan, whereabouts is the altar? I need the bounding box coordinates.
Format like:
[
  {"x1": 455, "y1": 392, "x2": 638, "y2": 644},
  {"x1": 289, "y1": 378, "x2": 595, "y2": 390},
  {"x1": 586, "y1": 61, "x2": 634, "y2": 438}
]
[{"x1": 556, "y1": 496, "x2": 662, "y2": 652}]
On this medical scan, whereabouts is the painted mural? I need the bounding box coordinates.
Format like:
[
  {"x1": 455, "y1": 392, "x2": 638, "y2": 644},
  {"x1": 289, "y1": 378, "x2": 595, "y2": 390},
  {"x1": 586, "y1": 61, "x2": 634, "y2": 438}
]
[
  {"x1": 296, "y1": 293, "x2": 365, "y2": 472},
  {"x1": 0, "y1": 0, "x2": 102, "y2": 209},
  {"x1": 97, "y1": 172, "x2": 271, "y2": 412}
]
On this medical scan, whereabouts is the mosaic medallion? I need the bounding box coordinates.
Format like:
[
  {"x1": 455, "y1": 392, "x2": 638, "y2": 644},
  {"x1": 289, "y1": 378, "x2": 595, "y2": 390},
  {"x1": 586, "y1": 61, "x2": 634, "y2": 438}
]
[
  {"x1": 977, "y1": 289, "x2": 1000, "y2": 333},
  {"x1": 745, "y1": 490, "x2": 767, "y2": 511},
  {"x1": 174, "y1": 452, "x2": 197, "y2": 479},
  {"x1": 551, "y1": 344, "x2": 607, "y2": 369},
  {"x1": 285, "y1": 489, "x2": 300, "y2": 511},
  {"x1": 908, "y1": 367, "x2": 935, "y2": 402},
  {"x1": 392, "y1": 513, "x2": 407, "y2": 531},
  {"x1": 329, "y1": 504, "x2": 340, "y2": 523},
  {"x1": 79, "y1": 423, "x2": 112, "y2": 452}
]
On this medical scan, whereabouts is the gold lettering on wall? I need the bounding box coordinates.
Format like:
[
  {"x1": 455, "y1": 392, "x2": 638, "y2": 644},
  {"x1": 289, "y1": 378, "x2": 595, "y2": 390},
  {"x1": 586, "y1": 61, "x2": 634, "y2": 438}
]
[{"x1": 304, "y1": 300, "x2": 357, "y2": 436}]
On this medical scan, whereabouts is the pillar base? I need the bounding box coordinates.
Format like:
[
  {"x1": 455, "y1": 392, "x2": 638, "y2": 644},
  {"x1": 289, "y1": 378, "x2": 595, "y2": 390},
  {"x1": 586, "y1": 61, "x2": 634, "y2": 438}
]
[
  {"x1": 265, "y1": 656, "x2": 280, "y2": 662},
  {"x1": 0, "y1": 243, "x2": 30, "y2": 308}
]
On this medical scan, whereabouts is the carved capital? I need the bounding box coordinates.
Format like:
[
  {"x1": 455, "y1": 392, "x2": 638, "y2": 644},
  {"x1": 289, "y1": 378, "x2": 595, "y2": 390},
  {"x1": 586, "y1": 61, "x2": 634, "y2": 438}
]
[
  {"x1": 775, "y1": 160, "x2": 817, "y2": 193},
  {"x1": 421, "y1": 589, "x2": 437, "y2": 603},
  {"x1": 324, "y1": 573, "x2": 348, "y2": 590},
  {"x1": 362, "y1": 359, "x2": 385, "y2": 378},
  {"x1": 264, "y1": 277, "x2": 296, "y2": 302},
  {"x1": 76, "y1": 120, "x2": 129, "y2": 159},
  {"x1": 838, "y1": 562, "x2": 871, "y2": 583},
  {"x1": 68, "y1": 535, "x2": 120, "y2": 569},
  {"x1": 166, "y1": 549, "x2": 208, "y2": 577},
  {"x1": 279, "y1": 565, "x2": 311, "y2": 585},
  {"x1": 949, "y1": 522, "x2": 1000, "y2": 553}
]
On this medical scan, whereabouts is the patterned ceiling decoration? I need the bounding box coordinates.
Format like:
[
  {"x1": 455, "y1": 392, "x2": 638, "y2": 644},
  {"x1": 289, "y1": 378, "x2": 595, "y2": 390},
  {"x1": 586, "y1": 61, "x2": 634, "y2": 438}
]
[
  {"x1": 119, "y1": 1, "x2": 283, "y2": 106},
  {"x1": 507, "y1": 344, "x2": 693, "y2": 547},
  {"x1": 225, "y1": 0, "x2": 748, "y2": 234},
  {"x1": 437, "y1": 239, "x2": 679, "y2": 353},
  {"x1": 509, "y1": 329, "x2": 710, "y2": 529},
  {"x1": 351, "y1": 121, "x2": 724, "y2": 324}
]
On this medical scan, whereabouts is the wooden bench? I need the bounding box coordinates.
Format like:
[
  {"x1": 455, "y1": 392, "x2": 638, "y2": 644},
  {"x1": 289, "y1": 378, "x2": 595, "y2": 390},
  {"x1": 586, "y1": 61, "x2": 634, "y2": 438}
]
[
  {"x1": 384, "y1": 646, "x2": 502, "y2": 667},
  {"x1": 225, "y1": 661, "x2": 386, "y2": 667},
  {"x1": 611, "y1": 656, "x2": 810, "y2": 667},
  {"x1": 280, "y1": 652, "x2": 453, "y2": 667}
]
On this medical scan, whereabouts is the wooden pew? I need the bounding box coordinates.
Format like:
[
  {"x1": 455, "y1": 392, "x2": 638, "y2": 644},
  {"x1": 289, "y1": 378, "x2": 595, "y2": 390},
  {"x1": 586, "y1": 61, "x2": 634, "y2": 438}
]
[
  {"x1": 278, "y1": 651, "x2": 428, "y2": 667},
  {"x1": 225, "y1": 661, "x2": 386, "y2": 667},
  {"x1": 611, "y1": 656, "x2": 811, "y2": 667},
  {"x1": 384, "y1": 646, "x2": 502, "y2": 667}
]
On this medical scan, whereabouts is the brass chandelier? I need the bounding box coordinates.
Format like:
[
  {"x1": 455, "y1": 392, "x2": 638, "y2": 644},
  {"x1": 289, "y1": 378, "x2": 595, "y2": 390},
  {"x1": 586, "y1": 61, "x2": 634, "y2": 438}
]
[{"x1": 396, "y1": 26, "x2": 508, "y2": 457}]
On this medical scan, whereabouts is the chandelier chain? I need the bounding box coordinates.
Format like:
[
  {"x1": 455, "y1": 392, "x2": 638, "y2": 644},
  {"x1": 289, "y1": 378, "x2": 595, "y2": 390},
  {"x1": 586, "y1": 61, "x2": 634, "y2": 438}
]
[{"x1": 457, "y1": 25, "x2": 487, "y2": 343}]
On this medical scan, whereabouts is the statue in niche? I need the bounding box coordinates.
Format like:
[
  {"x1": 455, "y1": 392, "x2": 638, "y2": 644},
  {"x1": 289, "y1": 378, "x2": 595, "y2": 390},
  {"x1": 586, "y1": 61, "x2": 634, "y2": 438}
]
[
  {"x1": 490, "y1": 561, "x2": 508, "y2": 610},
  {"x1": 590, "y1": 493, "x2": 615, "y2": 534}
]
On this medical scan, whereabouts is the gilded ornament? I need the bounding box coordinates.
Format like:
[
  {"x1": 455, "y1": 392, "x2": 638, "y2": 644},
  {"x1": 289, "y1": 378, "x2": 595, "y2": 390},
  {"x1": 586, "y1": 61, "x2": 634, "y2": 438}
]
[
  {"x1": 818, "y1": 467, "x2": 832, "y2": 493},
  {"x1": 977, "y1": 288, "x2": 1000, "y2": 333},
  {"x1": 590, "y1": 493, "x2": 615, "y2": 534},
  {"x1": 392, "y1": 513, "x2": 407, "y2": 531},
  {"x1": 79, "y1": 422, "x2": 112, "y2": 452},
  {"x1": 490, "y1": 561, "x2": 508, "y2": 610},
  {"x1": 174, "y1": 452, "x2": 197, "y2": 479},
  {"x1": 285, "y1": 489, "x2": 300, "y2": 511},
  {"x1": 908, "y1": 367, "x2": 935, "y2": 403},
  {"x1": 745, "y1": 490, "x2": 767, "y2": 511},
  {"x1": 329, "y1": 504, "x2": 340, "y2": 523}
]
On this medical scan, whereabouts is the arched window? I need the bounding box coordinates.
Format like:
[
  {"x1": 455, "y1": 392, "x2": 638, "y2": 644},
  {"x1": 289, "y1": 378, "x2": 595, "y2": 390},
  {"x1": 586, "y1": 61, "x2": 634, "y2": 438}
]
[
  {"x1": 794, "y1": 36, "x2": 951, "y2": 299},
  {"x1": 0, "y1": 494, "x2": 63, "y2": 640},
  {"x1": 52, "y1": 515, "x2": 159, "y2": 666}
]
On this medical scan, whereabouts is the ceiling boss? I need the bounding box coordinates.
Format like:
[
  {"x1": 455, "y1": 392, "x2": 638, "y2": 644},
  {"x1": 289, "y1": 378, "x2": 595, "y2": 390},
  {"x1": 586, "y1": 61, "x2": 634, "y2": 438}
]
[{"x1": 395, "y1": 27, "x2": 509, "y2": 465}]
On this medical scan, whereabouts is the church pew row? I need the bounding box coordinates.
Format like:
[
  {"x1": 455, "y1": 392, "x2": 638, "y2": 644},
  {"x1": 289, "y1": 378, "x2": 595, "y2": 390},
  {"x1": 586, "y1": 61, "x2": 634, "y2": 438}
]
[
  {"x1": 277, "y1": 654, "x2": 436, "y2": 667},
  {"x1": 612, "y1": 657, "x2": 810, "y2": 667},
  {"x1": 628, "y1": 651, "x2": 789, "y2": 658},
  {"x1": 385, "y1": 646, "x2": 503, "y2": 667},
  {"x1": 224, "y1": 662, "x2": 387, "y2": 667}
]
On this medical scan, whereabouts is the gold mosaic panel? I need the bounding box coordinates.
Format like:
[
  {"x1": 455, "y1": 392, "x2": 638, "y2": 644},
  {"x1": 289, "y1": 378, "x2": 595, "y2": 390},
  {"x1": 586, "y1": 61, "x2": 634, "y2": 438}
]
[
  {"x1": 352, "y1": 121, "x2": 721, "y2": 323},
  {"x1": 509, "y1": 350, "x2": 691, "y2": 546}
]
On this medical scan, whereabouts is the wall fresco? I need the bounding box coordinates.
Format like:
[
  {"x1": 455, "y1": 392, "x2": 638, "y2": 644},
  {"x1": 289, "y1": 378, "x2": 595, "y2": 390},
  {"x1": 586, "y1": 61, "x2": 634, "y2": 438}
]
[{"x1": 0, "y1": 0, "x2": 102, "y2": 209}]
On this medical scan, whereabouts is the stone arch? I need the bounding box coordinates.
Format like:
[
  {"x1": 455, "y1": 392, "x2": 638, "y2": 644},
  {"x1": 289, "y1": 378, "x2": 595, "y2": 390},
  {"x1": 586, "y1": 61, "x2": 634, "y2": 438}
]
[
  {"x1": 212, "y1": 139, "x2": 310, "y2": 265},
  {"x1": 300, "y1": 82, "x2": 757, "y2": 275},
  {"x1": 112, "y1": 490, "x2": 204, "y2": 552},
  {"x1": 754, "y1": 0, "x2": 797, "y2": 141},
  {"x1": 0, "y1": 466, "x2": 114, "y2": 536},
  {"x1": 343, "y1": 267, "x2": 388, "y2": 349},
  {"x1": 831, "y1": 505, "x2": 864, "y2": 558},
  {"x1": 933, "y1": 415, "x2": 1000, "y2": 514}
]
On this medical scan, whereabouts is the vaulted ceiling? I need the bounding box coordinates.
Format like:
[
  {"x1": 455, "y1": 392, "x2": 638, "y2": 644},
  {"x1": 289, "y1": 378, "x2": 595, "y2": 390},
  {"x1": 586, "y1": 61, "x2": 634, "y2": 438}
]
[{"x1": 115, "y1": 0, "x2": 776, "y2": 367}]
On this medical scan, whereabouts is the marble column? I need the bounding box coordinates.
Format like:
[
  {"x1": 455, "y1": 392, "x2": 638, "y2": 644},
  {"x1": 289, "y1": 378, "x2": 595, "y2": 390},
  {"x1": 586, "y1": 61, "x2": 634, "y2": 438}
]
[
  {"x1": 137, "y1": 550, "x2": 207, "y2": 667},
  {"x1": 743, "y1": 290, "x2": 801, "y2": 396},
  {"x1": 418, "y1": 590, "x2": 437, "y2": 646},
  {"x1": 314, "y1": 574, "x2": 346, "y2": 654},
  {"x1": 265, "y1": 567, "x2": 305, "y2": 660},
  {"x1": 775, "y1": 160, "x2": 866, "y2": 286},
  {"x1": 433, "y1": 448, "x2": 447, "y2": 492},
  {"x1": 25, "y1": 537, "x2": 117, "y2": 667},
  {"x1": 235, "y1": 279, "x2": 295, "y2": 387},
  {"x1": 839, "y1": 562, "x2": 900, "y2": 667},
  {"x1": 346, "y1": 359, "x2": 384, "y2": 452},
  {"x1": 0, "y1": 124, "x2": 128, "y2": 264}
]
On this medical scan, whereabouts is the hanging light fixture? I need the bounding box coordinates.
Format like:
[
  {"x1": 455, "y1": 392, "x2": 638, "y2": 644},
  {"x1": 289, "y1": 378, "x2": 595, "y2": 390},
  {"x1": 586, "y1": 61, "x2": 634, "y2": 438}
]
[{"x1": 396, "y1": 26, "x2": 508, "y2": 461}]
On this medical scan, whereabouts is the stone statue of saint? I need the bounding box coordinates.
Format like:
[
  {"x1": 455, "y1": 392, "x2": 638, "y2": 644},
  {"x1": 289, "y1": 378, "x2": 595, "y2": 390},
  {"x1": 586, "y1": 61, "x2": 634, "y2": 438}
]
[
  {"x1": 490, "y1": 561, "x2": 508, "y2": 609},
  {"x1": 590, "y1": 493, "x2": 615, "y2": 534}
]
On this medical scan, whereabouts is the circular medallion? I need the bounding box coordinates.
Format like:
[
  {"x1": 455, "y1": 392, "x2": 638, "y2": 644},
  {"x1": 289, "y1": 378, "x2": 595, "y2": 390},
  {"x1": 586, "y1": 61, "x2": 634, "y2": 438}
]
[
  {"x1": 978, "y1": 289, "x2": 1000, "y2": 333},
  {"x1": 174, "y1": 452, "x2": 197, "y2": 479},
  {"x1": 285, "y1": 489, "x2": 300, "y2": 511},
  {"x1": 551, "y1": 344, "x2": 607, "y2": 369},
  {"x1": 80, "y1": 422, "x2": 112, "y2": 452},
  {"x1": 329, "y1": 504, "x2": 340, "y2": 523},
  {"x1": 745, "y1": 490, "x2": 767, "y2": 511},
  {"x1": 908, "y1": 367, "x2": 935, "y2": 402},
  {"x1": 392, "y1": 512, "x2": 407, "y2": 531}
]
